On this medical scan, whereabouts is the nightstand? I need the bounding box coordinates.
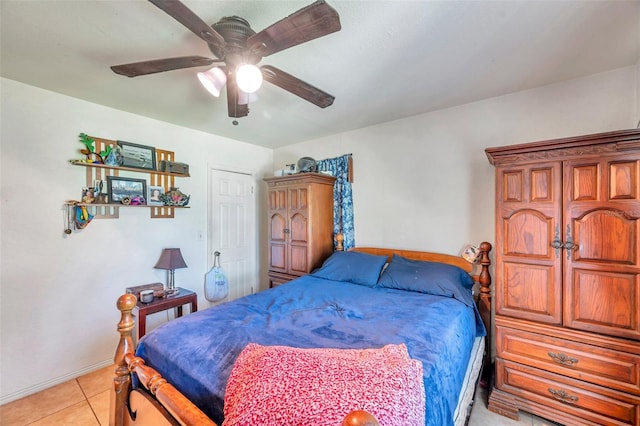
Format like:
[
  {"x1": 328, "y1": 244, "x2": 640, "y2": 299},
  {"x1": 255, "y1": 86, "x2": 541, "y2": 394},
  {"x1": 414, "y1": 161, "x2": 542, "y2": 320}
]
[{"x1": 133, "y1": 287, "x2": 197, "y2": 338}]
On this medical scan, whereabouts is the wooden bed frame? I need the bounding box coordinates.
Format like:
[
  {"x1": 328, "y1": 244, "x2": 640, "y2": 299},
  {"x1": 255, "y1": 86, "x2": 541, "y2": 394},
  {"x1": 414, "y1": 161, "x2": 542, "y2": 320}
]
[{"x1": 110, "y1": 242, "x2": 492, "y2": 426}]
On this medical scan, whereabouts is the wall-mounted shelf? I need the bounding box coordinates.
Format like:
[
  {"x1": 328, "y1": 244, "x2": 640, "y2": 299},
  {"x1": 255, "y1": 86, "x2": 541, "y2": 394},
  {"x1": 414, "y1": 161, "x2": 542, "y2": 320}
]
[
  {"x1": 69, "y1": 135, "x2": 189, "y2": 219},
  {"x1": 69, "y1": 160, "x2": 190, "y2": 178}
]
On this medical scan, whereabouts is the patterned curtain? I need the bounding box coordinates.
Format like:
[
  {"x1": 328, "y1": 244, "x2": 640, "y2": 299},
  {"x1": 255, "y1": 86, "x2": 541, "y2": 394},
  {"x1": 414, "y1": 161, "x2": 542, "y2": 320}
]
[{"x1": 317, "y1": 154, "x2": 354, "y2": 250}]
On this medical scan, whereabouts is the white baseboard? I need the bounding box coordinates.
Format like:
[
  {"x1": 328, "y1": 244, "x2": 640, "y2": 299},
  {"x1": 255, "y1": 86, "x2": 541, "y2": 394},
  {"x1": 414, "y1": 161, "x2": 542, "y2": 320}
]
[{"x1": 0, "y1": 359, "x2": 113, "y2": 405}]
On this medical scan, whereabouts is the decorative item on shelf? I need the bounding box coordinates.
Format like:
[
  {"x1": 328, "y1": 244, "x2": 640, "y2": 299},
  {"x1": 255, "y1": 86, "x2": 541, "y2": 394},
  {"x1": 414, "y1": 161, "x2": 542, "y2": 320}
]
[
  {"x1": 154, "y1": 248, "x2": 188, "y2": 296},
  {"x1": 148, "y1": 186, "x2": 164, "y2": 206},
  {"x1": 107, "y1": 176, "x2": 147, "y2": 204},
  {"x1": 78, "y1": 133, "x2": 111, "y2": 164},
  {"x1": 160, "y1": 187, "x2": 190, "y2": 207},
  {"x1": 130, "y1": 195, "x2": 146, "y2": 206},
  {"x1": 81, "y1": 187, "x2": 95, "y2": 204},
  {"x1": 74, "y1": 204, "x2": 94, "y2": 229},
  {"x1": 121, "y1": 196, "x2": 131, "y2": 205},
  {"x1": 104, "y1": 145, "x2": 123, "y2": 166},
  {"x1": 159, "y1": 160, "x2": 189, "y2": 175},
  {"x1": 117, "y1": 140, "x2": 156, "y2": 170}
]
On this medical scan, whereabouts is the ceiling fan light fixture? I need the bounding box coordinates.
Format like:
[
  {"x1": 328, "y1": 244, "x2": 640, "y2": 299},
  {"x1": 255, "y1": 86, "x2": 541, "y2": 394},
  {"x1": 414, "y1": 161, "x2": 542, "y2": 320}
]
[
  {"x1": 197, "y1": 67, "x2": 227, "y2": 97},
  {"x1": 238, "y1": 90, "x2": 259, "y2": 106},
  {"x1": 236, "y1": 64, "x2": 263, "y2": 93}
]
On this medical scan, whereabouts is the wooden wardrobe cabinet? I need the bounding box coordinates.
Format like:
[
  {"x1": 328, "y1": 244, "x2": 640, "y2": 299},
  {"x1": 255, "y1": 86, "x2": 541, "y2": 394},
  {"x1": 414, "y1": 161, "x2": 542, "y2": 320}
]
[
  {"x1": 264, "y1": 173, "x2": 336, "y2": 287},
  {"x1": 486, "y1": 129, "x2": 640, "y2": 426}
]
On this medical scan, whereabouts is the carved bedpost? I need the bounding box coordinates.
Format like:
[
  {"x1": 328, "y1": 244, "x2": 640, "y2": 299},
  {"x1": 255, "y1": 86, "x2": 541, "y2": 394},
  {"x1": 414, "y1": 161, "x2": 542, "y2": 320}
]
[
  {"x1": 477, "y1": 241, "x2": 493, "y2": 385},
  {"x1": 335, "y1": 233, "x2": 345, "y2": 251},
  {"x1": 110, "y1": 294, "x2": 137, "y2": 426}
]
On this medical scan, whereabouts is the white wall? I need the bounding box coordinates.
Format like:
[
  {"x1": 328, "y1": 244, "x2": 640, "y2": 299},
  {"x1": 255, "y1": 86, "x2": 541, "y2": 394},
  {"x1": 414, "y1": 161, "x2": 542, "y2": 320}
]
[
  {"x1": 0, "y1": 78, "x2": 273, "y2": 403},
  {"x1": 274, "y1": 66, "x2": 638, "y2": 256}
]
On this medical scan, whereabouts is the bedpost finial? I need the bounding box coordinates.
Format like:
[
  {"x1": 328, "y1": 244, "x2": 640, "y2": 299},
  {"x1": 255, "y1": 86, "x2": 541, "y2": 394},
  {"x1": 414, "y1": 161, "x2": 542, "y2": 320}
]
[
  {"x1": 342, "y1": 410, "x2": 380, "y2": 426},
  {"x1": 117, "y1": 293, "x2": 137, "y2": 311},
  {"x1": 479, "y1": 241, "x2": 492, "y2": 254}
]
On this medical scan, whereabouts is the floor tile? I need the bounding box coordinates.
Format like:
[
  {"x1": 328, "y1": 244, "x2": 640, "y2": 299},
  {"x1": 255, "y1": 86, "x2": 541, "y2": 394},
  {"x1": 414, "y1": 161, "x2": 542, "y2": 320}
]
[
  {"x1": 0, "y1": 380, "x2": 85, "y2": 425},
  {"x1": 28, "y1": 401, "x2": 99, "y2": 426},
  {"x1": 77, "y1": 365, "x2": 114, "y2": 398},
  {"x1": 88, "y1": 390, "x2": 110, "y2": 426}
]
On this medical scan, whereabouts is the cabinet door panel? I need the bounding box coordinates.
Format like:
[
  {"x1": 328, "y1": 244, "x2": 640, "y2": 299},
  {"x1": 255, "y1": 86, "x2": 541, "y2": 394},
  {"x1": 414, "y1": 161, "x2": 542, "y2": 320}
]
[
  {"x1": 289, "y1": 245, "x2": 308, "y2": 274},
  {"x1": 269, "y1": 213, "x2": 286, "y2": 242},
  {"x1": 269, "y1": 243, "x2": 286, "y2": 271},
  {"x1": 564, "y1": 155, "x2": 640, "y2": 340},
  {"x1": 500, "y1": 262, "x2": 561, "y2": 323},
  {"x1": 567, "y1": 269, "x2": 639, "y2": 338},
  {"x1": 496, "y1": 163, "x2": 562, "y2": 323},
  {"x1": 574, "y1": 210, "x2": 636, "y2": 264},
  {"x1": 269, "y1": 188, "x2": 287, "y2": 210},
  {"x1": 290, "y1": 212, "x2": 309, "y2": 244}
]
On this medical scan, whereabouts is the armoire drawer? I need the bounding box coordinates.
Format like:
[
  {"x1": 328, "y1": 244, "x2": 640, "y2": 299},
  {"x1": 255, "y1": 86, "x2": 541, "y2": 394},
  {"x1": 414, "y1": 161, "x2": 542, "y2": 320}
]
[
  {"x1": 496, "y1": 325, "x2": 640, "y2": 396},
  {"x1": 495, "y1": 359, "x2": 640, "y2": 425}
]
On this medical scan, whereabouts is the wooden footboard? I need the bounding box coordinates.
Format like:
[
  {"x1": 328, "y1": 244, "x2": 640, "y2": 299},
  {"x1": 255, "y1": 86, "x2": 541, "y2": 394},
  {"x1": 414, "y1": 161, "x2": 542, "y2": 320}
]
[
  {"x1": 111, "y1": 293, "x2": 216, "y2": 426},
  {"x1": 111, "y1": 243, "x2": 492, "y2": 426}
]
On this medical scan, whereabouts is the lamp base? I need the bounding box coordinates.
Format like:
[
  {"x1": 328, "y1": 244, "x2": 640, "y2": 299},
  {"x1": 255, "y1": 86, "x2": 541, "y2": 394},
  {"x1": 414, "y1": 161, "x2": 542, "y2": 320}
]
[{"x1": 164, "y1": 288, "x2": 180, "y2": 297}]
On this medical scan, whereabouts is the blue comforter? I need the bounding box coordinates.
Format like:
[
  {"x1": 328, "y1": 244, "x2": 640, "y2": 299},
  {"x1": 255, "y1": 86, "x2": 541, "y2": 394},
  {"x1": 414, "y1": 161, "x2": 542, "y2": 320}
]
[{"x1": 136, "y1": 276, "x2": 484, "y2": 426}]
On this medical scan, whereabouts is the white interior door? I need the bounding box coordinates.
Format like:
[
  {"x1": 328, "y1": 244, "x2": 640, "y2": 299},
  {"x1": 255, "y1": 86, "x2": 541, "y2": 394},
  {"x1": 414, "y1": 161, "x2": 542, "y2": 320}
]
[{"x1": 208, "y1": 169, "x2": 257, "y2": 302}]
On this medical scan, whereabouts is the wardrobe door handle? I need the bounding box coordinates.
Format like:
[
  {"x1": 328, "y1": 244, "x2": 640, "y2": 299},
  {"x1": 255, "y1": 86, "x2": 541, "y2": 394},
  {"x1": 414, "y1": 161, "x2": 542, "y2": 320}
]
[
  {"x1": 564, "y1": 224, "x2": 578, "y2": 259},
  {"x1": 548, "y1": 351, "x2": 579, "y2": 366},
  {"x1": 551, "y1": 224, "x2": 563, "y2": 258},
  {"x1": 548, "y1": 388, "x2": 578, "y2": 404}
]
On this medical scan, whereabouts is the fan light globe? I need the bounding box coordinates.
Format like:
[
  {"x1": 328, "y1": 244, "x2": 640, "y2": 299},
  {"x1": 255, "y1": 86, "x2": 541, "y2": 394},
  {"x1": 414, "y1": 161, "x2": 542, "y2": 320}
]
[
  {"x1": 197, "y1": 67, "x2": 227, "y2": 97},
  {"x1": 236, "y1": 64, "x2": 263, "y2": 93}
]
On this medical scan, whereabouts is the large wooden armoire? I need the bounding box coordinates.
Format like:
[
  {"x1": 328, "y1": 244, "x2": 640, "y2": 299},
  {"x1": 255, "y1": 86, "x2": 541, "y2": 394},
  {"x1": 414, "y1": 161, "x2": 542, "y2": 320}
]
[
  {"x1": 486, "y1": 129, "x2": 640, "y2": 426},
  {"x1": 264, "y1": 173, "x2": 336, "y2": 288}
]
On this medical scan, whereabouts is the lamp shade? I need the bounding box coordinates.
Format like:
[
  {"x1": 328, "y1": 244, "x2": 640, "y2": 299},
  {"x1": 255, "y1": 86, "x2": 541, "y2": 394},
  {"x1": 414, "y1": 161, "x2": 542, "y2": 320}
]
[
  {"x1": 154, "y1": 248, "x2": 188, "y2": 270},
  {"x1": 197, "y1": 67, "x2": 227, "y2": 97}
]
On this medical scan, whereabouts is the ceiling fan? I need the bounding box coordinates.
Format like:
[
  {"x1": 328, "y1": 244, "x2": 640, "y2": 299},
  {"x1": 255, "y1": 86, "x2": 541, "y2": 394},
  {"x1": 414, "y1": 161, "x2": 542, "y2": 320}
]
[{"x1": 111, "y1": 0, "x2": 341, "y2": 121}]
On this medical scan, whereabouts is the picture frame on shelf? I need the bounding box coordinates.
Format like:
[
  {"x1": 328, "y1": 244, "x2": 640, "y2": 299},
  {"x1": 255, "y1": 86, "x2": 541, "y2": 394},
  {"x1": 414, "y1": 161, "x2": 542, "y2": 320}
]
[
  {"x1": 107, "y1": 176, "x2": 147, "y2": 204},
  {"x1": 148, "y1": 185, "x2": 164, "y2": 206},
  {"x1": 117, "y1": 140, "x2": 156, "y2": 170}
]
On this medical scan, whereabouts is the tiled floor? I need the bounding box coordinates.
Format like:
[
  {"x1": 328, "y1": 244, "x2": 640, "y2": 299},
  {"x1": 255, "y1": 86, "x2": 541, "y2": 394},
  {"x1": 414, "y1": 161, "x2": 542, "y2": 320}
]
[
  {"x1": 1, "y1": 367, "x2": 560, "y2": 425},
  {"x1": 469, "y1": 386, "x2": 561, "y2": 426},
  {"x1": 0, "y1": 366, "x2": 112, "y2": 426}
]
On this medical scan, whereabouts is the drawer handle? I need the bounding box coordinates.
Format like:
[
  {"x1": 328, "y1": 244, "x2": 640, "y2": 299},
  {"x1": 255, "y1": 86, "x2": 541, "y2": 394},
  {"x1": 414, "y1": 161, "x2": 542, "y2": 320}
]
[
  {"x1": 548, "y1": 351, "x2": 579, "y2": 366},
  {"x1": 548, "y1": 388, "x2": 578, "y2": 404}
]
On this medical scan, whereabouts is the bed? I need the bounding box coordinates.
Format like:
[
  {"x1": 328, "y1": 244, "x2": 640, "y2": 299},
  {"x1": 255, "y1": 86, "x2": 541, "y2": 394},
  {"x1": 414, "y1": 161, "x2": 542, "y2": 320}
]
[{"x1": 111, "y1": 243, "x2": 492, "y2": 426}]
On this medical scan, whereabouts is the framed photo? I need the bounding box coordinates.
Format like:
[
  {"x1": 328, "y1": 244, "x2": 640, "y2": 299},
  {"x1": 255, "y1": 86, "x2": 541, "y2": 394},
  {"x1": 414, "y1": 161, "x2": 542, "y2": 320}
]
[
  {"x1": 107, "y1": 176, "x2": 147, "y2": 204},
  {"x1": 117, "y1": 140, "x2": 156, "y2": 170},
  {"x1": 148, "y1": 185, "x2": 164, "y2": 206}
]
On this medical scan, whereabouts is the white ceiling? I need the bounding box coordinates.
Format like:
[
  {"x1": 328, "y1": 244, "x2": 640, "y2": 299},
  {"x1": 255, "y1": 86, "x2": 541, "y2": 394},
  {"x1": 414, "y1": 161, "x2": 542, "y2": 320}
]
[{"x1": 1, "y1": 1, "x2": 639, "y2": 149}]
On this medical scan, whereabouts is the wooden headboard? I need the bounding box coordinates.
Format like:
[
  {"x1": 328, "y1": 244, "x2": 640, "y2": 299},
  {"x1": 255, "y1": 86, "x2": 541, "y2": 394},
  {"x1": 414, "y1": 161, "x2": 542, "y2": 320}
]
[{"x1": 351, "y1": 247, "x2": 474, "y2": 272}]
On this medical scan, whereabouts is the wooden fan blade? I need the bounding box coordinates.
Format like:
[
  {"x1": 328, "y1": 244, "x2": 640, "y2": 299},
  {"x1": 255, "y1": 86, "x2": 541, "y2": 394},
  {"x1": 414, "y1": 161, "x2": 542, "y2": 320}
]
[
  {"x1": 111, "y1": 56, "x2": 218, "y2": 77},
  {"x1": 148, "y1": 0, "x2": 225, "y2": 53},
  {"x1": 226, "y1": 72, "x2": 249, "y2": 118},
  {"x1": 261, "y1": 65, "x2": 334, "y2": 108},
  {"x1": 247, "y1": 0, "x2": 341, "y2": 57}
]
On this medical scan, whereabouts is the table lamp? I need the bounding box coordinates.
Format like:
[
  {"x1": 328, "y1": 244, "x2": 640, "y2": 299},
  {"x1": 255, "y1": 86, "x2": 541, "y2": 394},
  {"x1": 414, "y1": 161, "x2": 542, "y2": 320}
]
[{"x1": 154, "y1": 248, "x2": 187, "y2": 296}]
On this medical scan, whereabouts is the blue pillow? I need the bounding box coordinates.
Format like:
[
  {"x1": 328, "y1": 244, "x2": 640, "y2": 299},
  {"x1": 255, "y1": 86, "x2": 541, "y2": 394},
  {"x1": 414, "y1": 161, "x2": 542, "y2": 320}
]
[
  {"x1": 311, "y1": 251, "x2": 388, "y2": 287},
  {"x1": 377, "y1": 254, "x2": 475, "y2": 307}
]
